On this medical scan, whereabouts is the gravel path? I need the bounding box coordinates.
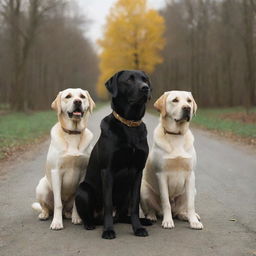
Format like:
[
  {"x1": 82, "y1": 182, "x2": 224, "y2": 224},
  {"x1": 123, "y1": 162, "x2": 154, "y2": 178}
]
[{"x1": 0, "y1": 106, "x2": 255, "y2": 256}]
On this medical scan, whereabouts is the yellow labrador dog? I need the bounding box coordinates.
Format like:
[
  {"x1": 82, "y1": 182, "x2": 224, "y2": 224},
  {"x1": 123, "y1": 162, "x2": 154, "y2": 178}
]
[
  {"x1": 141, "y1": 90, "x2": 203, "y2": 230},
  {"x1": 32, "y1": 88, "x2": 95, "y2": 230}
]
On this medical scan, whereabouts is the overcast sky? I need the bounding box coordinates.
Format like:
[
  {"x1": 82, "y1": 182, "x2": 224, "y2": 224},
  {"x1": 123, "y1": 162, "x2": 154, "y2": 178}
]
[{"x1": 76, "y1": 0, "x2": 166, "y2": 44}]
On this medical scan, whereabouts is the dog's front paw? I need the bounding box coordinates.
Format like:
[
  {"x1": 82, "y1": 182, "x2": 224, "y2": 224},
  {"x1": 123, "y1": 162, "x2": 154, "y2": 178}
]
[
  {"x1": 64, "y1": 211, "x2": 72, "y2": 219},
  {"x1": 147, "y1": 213, "x2": 157, "y2": 222},
  {"x1": 71, "y1": 205, "x2": 82, "y2": 224},
  {"x1": 50, "y1": 219, "x2": 63, "y2": 230},
  {"x1": 134, "y1": 227, "x2": 148, "y2": 237},
  {"x1": 38, "y1": 212, "x2": 49, "y2": 220},
  {"x1": 72, "y1": 216, "x2": 82, "y2": 225},
  {"x1": 190, "y1": 221, "x2": 203, "y2": 230},
  {"x1": 195, "y1": 213, "x2": 201, "y2": 221},
  {"x1": 177, "y1": 212, "x2": 201, "y2": 222},
  {"x1": 162, "y1": 219, "x2": 175, "y2": 229},
  {"x1": 102, "y1": 230, "x2": 116, "y2": 239}
]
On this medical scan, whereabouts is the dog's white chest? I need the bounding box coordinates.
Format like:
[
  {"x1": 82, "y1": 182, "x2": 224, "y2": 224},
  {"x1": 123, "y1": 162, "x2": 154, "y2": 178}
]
[
  {"x1": 59, "y1": 153, "x2": 88, "y2": 170},
  {"x1": 159, "y1": 136, "x2": 194, "y2": 172},
  {"x1": 59, "y1": 153, "x2": 88, "y2": 200},
  {"x1": 163, "y1": 155, "x2": 193, "y2": 172}
]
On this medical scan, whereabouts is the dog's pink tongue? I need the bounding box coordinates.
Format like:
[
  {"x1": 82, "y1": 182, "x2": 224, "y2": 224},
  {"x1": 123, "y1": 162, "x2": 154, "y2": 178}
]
[{"x1": 73, "y1": 112, "x2": 82, "y2": 116}]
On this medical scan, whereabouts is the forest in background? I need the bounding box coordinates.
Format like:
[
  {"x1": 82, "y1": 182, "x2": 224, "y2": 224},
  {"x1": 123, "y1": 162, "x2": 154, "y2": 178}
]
[
  {"x1": 152, "y1": 0, "x2": 256, "y2": 110},
  {"x1": 0, "y1": 0, "x2": 98, "y2": 111},
  {"x1": 0, "y1": 0, "x2": 256, "y2": 111}
]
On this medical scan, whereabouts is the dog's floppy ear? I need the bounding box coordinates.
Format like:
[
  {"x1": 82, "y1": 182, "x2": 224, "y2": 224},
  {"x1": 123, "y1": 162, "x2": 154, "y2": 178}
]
[
  {"x1": 154, "y1": 92, "x2": 169, "y2": 117},
  {"x1": 105, "y1": 70, "x2": 125, "y2": 97},
  {"x1": 51, "y1": 91, "x2": 62, "y2": 115},
  {"x1": 190, "y1": 92, "x2": 198, "y2": 115},
  {"x1": 85, "y1": 90, "x2": 96, "y2": 113}
]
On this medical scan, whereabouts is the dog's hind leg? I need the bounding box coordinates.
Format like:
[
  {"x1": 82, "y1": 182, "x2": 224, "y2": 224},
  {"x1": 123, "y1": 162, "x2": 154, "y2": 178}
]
[
  {"x1": 173, "y1": 194, "x2": 201, "y2": 221},
  {"x1": 63, "y1": 198, "x2": 73, "y2": 219},
  {"x1": 114, "y1": 205, "x2": 152, "y2": 226},
  {"x1": 34, "y1": 177, "x2": 53, "y2": 220},
  {"x1": 141, "y1": 182, "x2": 161, "y2": 223},
  {"x1": 63, "y1": 196, "x2": 83, "y2": 224},
  {"x1": 143, "y1": 195, "x2": 160, "y2": 222},
  {"x1": 75, "y1": 183, "x2": 95, "y2": 230},
  {"x1": 140, "y1": 198, "x2": 157, "y2": 223},
  {"x1": 71, "y1": 201, "x2": 82, "y2": 225}
]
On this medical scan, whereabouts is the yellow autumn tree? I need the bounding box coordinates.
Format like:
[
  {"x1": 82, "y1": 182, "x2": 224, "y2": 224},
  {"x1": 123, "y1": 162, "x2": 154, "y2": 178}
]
[{"x1": 97, "y1": 0, "x2": 165, "y2": 99}]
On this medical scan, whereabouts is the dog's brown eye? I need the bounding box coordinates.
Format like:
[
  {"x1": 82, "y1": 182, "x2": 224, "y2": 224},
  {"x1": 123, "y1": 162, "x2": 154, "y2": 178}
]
[
  {"x1": 65, "y1": 94, "x2": 71, "y2": 99},
  {"x1": 187, "y1": 98, "x2": 192, "y2": 103},
  {"x1": 80, "y1": 94, "x2": 85, "y2": 99},
  {"x1": 142, "y1": 77, "x2": 148, "y2": 83},
  {"x1": 172, "y1": 98, "x2": 179, "y2": 103},
  {"x1": 128, "y1": 75, "x2": 135, "y2": 82}
]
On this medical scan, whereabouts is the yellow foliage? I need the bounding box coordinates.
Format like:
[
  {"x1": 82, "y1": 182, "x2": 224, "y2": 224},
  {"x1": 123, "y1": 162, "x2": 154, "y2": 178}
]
[{"x1": 97, "y1": 0, "x2": 165, "y2": 99}]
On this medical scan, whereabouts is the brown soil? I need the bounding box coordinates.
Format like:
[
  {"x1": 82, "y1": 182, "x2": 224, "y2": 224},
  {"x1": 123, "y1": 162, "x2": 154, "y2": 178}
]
[
  {"x1": 0, "y1": 110, "x2": 11, "y2": 115},
  {"x1": 221, "y1": 112, "x2": 256, "y2": 124},
  {"x1": 0, "y1": 134, "x2": 49, "y2": 163},
  {"x1": 193, "y1": 123, "x2": 256, "y2": 149}
]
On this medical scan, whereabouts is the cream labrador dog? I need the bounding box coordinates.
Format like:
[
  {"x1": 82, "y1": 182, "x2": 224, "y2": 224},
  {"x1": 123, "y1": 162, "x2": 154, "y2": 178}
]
[
  {"x1": 32, "y1": 88, "x2": 95, "y2": 230},
  {"x1": 141, "y1": 90, "x2": 203, "y2": 230}
]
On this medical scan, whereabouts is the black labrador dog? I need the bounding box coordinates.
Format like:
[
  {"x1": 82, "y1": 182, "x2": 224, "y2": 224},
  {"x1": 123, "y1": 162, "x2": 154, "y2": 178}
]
[{"x1": 75, "y1": 70, "x2": 151, "y2": 239}]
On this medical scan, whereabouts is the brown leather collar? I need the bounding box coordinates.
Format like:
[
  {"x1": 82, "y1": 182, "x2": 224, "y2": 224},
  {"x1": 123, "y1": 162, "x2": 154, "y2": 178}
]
[
  {"x1": 62, "y1": 127, "x2": 82, "y2": 135},
  {"x1": 112, "y1": 111, "x2": 142, "y2": 127},
  {"x1": 164, "y1": 128, "x2": 182, "y2": 135}
]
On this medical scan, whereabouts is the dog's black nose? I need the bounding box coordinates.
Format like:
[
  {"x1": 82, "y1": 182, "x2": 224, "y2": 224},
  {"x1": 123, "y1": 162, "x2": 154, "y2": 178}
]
[
  {"x1": 183, "y1": 106, "x2": 191, "y2": 112},
  {"x1": 140, "y1": 84, "x2": 150, "y2": 92},
  {"x1": 74, "y1": 99, "x2": 82, "y2": 106}
]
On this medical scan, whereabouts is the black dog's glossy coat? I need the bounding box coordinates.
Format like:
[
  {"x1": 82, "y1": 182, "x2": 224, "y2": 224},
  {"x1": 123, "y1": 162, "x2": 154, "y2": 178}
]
[{"x1": 75, "y1": 70, "x2": 151, "y2": 239}]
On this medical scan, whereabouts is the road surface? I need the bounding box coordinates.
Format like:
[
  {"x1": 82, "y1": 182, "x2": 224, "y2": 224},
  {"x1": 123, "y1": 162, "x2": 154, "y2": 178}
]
[{"x1": 0, "y1": 106, "x2": 256, "y2": 256}]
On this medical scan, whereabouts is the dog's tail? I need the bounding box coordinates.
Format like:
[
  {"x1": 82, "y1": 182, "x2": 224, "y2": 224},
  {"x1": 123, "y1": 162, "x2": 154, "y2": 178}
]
[{"x1": 32, "y1": 202, "x2": 42, "y2": 212}]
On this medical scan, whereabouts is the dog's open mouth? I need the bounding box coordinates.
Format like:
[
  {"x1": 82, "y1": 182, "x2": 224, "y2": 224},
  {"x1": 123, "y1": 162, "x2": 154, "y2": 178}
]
[
  {"x1": 175, "y1": 116, "x2": 190, "y2": 123},
  {"x1": 68, "y1": 109, "x2": 84, "y2": 118}
]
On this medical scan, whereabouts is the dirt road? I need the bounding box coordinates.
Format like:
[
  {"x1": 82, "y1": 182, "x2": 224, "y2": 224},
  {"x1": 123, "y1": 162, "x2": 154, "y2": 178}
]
[{"x1": 0, "y1": 106, "x2": 255, "y2": 256}]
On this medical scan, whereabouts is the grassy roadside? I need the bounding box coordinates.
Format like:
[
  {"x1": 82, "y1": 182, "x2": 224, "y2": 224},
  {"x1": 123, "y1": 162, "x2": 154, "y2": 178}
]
[
  {"x1": 0, "y1": 111, "x2": 56, "y2": 159},
  {"x1": 192, "y1": 107, "x2": 256, "y2": 144},
  {"x1": 0, "y1": 102, "x2": 105, "y2": 160}
]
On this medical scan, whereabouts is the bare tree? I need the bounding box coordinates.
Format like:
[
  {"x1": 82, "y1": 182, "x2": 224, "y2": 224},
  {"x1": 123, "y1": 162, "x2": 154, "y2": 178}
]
[
  {"x1": 0, "y1": 0, "x2": 99, "y2": 110},
  {"x1": 241, "y1": 0, "x2": 256, "y2": 111},
  {"x1": 151, "y1": 0, "x2": 256, "y2": 109},
  {"x1": 0, "y1": 0, "x2": 62, "y2": 110}
]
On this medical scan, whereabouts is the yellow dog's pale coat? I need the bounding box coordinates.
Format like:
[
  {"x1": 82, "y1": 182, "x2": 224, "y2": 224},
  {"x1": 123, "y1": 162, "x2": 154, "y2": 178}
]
[
  {"x1": 141, "y1": 91, "x2": 203, "y2": 229},
  {"x1": 32, "y1": 88, "x2": 95, "y2": 230}
]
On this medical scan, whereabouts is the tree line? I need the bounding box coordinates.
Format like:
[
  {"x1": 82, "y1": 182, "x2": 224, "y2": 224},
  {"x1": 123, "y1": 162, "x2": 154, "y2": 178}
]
[
  {"x1": 1, "y1": 0, "x2": 255, "y2": 111},
  {"x1": 0, "y1": 0, "x2": 98, "y2": 111},
  {"x1": 151, "y1": 0, "x2": 256, "y2": 110}
]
